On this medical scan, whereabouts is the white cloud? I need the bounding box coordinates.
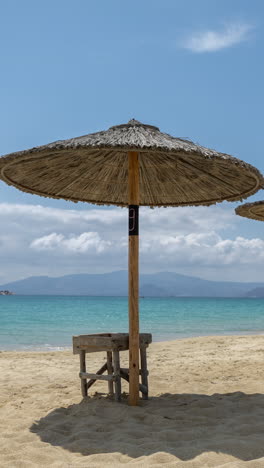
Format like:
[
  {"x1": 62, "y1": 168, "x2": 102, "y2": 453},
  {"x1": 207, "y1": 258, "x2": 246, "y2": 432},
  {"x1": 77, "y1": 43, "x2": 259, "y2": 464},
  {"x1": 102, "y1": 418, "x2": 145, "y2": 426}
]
[
  {"x1": 0, "y1": 202, "x2": 264, "y2": 283},
  {"x1": 183, "y1": 22, "x2": 253, "y2": 53},
  {"x1": 31, "y1": 232, "x2": 111, "y2": 254},
  {"x1": 141, "y1": 231, "x2": 264, "y2": 267}
]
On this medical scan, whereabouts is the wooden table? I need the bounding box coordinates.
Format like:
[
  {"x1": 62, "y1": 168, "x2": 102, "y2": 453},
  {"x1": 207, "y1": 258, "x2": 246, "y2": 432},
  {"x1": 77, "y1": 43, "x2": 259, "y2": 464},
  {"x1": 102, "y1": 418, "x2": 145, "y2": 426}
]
[{"x1": 73, "y1": 333, "x2": 152, "y2": 402}]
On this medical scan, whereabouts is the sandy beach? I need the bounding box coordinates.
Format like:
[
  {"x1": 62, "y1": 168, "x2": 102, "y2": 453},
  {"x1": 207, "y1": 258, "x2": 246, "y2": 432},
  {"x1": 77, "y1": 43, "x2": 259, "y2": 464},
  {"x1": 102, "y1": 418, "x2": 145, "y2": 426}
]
[{"x1": 1, "y1": 335, "x2": 264, "y2": 467}]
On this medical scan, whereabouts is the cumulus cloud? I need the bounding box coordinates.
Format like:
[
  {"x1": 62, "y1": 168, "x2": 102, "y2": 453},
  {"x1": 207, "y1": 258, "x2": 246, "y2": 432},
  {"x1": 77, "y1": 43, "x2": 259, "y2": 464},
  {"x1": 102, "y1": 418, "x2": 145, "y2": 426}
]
[
  {"x1": 183, "y1": 22, "x2": 253, "y2": 53},
  {"x1": 141, "y1": 231, "x2": 264, "y2": 267},
  {"x1": 0, "y1": 202, "x2": 263, "y2": 283},
  {"x1": 31, "y1": 232, "x2": 111, "y2": 253}
]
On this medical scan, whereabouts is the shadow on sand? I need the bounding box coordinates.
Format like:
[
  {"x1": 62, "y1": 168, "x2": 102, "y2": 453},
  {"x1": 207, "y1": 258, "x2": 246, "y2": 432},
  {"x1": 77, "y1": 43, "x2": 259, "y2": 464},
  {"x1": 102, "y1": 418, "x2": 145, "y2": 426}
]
[{"x1": 30, "y1": 392, "x2": 264, "y2": 462}]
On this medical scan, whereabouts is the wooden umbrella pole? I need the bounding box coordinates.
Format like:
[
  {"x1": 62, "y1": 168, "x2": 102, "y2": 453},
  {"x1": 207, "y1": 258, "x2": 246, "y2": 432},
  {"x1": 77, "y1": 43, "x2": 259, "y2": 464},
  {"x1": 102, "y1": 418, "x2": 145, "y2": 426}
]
[{"x1": 128, "y1": 151, "x2": 140, "y2": 406}]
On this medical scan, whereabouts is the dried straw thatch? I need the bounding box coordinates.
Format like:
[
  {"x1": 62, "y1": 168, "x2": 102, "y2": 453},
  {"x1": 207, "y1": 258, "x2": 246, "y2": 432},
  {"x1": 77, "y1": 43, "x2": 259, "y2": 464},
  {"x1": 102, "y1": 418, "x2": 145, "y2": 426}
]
[
  {"x1": 235, "y1": 201, "x2": 264, "y2": 221},
  {"x1": 0, "y1": 119, "x2": 263, "y2": 207}
]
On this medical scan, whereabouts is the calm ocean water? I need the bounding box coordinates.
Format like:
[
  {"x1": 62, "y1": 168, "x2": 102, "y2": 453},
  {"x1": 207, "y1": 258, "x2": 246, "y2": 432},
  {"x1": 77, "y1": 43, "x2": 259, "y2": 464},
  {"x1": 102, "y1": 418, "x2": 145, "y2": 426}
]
[{"x1": 0, "y1": 296, "x2": 264, "y2": 351}]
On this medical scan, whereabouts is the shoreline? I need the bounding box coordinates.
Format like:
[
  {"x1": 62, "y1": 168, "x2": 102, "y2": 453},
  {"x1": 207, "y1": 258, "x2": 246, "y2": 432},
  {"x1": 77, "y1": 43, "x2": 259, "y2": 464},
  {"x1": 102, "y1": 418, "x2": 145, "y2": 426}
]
[{"x1": 2, "y1": 329, "x2": 264, "y2": 352}]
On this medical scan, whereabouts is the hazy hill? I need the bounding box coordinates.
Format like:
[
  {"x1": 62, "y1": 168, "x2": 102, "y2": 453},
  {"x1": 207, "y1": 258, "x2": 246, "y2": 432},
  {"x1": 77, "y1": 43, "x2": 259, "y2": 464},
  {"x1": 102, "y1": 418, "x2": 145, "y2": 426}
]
[
  {"x1": 245, "y1": 287, "x2": 264, "y2": 298},
  {"x1": 0, "y1": 271, "x2": 263, "y2": 297}
]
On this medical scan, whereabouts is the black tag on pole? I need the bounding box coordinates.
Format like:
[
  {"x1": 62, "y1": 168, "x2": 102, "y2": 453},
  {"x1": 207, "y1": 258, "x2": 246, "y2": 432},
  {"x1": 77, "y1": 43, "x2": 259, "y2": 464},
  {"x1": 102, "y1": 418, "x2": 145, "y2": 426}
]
[{"x1": 129, "y1": 205, "x2": 139, "y2": 236}]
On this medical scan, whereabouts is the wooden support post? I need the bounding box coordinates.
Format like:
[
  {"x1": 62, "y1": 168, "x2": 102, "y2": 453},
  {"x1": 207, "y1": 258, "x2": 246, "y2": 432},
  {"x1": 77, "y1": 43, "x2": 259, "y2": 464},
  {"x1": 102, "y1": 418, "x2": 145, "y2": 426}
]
[
  {"x1": 120, "y1": 369, "x2": 147, "y2": 396},
  {"x1": 80, "y1": 350, "x2": 87, "y2": 397},
  {"x1": 128, "y1": 151, "x2": 140, "y2": 406},
  {"x1": 86, "y1": 362, "x2": 108, "y2": 389},
  {"x1": 140, "y1": 347, "x2": 148, "y2": 400},
  {"x1": 113, "y1": 350, "x2": 121, "y2": 402},
  {"x1": 107, "y1": 351, "x2": 114, "y2": 396}
]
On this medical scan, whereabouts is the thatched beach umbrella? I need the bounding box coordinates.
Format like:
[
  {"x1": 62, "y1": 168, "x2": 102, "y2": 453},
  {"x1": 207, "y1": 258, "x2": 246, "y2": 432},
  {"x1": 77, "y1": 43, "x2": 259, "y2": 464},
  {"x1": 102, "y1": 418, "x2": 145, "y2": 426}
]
[
  {"x1": 236, "y1": 201, "x2": 264, "y2": 221},
  {"x1": 0, "y1": 118, "x2": 263, "y2": 405}
]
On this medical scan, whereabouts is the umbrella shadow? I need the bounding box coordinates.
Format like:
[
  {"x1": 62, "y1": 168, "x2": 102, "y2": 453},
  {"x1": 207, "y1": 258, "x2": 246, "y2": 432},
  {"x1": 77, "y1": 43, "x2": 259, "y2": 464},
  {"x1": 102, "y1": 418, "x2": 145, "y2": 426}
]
[{"x1": 30, "y1": 392, "x2": 264, "y2": 462}]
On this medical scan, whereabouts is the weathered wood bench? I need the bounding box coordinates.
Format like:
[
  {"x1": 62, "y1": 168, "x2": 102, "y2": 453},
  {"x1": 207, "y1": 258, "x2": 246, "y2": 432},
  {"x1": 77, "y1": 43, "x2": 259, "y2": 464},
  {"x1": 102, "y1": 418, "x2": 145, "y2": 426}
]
[{"x1": 72, "y1": 333, "x2": 152, "y2": 402}]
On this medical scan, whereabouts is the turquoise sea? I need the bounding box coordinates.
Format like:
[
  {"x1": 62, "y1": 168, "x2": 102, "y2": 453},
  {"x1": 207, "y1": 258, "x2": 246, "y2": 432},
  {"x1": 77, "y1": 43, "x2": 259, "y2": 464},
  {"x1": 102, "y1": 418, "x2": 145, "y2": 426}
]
[{"x1": 0, "y1": 296, "x2": 264, "y2": 351}]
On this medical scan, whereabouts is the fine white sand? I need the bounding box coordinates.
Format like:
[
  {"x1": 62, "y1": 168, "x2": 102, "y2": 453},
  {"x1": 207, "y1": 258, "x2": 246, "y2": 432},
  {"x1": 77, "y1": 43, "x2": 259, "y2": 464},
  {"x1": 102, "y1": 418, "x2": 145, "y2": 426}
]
[{"x1": 1, "y1": 335, "x2": 264, "y2": 467}]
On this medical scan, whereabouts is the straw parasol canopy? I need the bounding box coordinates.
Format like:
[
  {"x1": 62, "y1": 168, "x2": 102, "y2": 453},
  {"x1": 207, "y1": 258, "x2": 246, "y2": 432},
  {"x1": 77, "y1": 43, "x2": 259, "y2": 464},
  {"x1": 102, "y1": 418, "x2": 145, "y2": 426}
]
[
  {"x1": 0, "y1": 119, "x2": 263, "y2": 207},
  {"x1": 235, "y1": 201, "x2": 264, "y2": 221},
  {"x1": 0, "y1": 118, "x2": 263, "y2": 406}
]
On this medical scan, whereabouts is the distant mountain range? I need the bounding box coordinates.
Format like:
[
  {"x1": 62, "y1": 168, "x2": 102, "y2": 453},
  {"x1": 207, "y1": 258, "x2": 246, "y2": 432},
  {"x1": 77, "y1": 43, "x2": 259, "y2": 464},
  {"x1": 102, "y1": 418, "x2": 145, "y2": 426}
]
[
  {"x1": 0, "y1": 271, "x2": 263, "y2": 297},
  {"x1": 245, "y1": 287, "x2": 264, "y2": 298}
]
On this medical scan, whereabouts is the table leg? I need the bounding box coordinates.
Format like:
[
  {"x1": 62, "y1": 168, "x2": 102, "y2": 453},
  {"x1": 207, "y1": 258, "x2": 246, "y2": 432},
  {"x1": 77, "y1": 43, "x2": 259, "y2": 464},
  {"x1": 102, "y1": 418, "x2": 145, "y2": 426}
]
[
  {"x1": 80, "y1": 350, "x2": 88, "y2": 397},
  {"x1": 140, "y1": 347, "x2": 148, "y2": 400},
  {"x1": 113, "y1": 350, "x2": 121, "y2": 402},
  {"x1": 107, "y1": 351, "x2": 114, "y2": 396}
]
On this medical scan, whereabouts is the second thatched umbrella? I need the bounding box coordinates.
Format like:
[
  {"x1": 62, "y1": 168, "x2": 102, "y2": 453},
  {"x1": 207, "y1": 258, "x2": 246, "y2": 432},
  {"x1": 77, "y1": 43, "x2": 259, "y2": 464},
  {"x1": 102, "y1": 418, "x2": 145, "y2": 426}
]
[
  {"x1": 0, "y1": 119, "x2": 263, "y2": 405},
  {"x1": 236, "y1": 201, "x2": 264, "y2": 221}
]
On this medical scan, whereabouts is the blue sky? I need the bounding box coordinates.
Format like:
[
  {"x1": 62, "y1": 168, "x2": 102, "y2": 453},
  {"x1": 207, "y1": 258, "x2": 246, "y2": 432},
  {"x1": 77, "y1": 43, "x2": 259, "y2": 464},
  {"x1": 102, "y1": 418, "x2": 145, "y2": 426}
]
[{"x1": 0, "y1": 0, "x2": 264, "y2": 283}]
